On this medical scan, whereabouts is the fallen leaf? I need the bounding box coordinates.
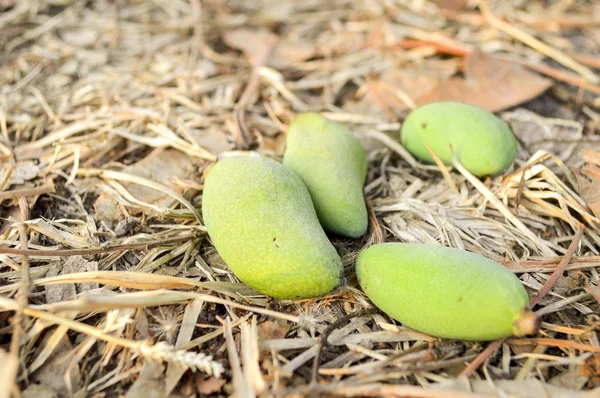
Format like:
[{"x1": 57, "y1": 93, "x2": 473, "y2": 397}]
[
  {"x1": 45, "y1": 263, "x2": 76, "y2": 304},
  {"x1": 196, "y1": 376, "x2": 226, "y2": 395},
  {"x1": 189, "y1": 127, "x2": 233, "y2": 156},
  {"x1": 257, "y1": 320, "x2": 290, "y2": 342},
  {"x1": 32, "y1": 333, "x2": 81, "y2": 396},
  {"x1": 93, "y1": 148, "x2": 198, "y2": 219},
  {"x1": 9, "y1": 161, "x2": 40, "y2": 185},
  {"x1": 62, "y1": 256, "x2": 99, "y2": 293},
  {"x1": 433, "y1": 0, "x2": 468, "y2": 10},
  {"x1": 21, "y1": 384, "x2": 58, "y2": 398},
  {"x1": 433, "y1": 378, "x2": 596, "y2": 398},
  {"x1": 576, "y1": 167, "x2": 600, "y2": 219},
  {"x1": 125, "y1": 362, "x2": 165, "y2": 398},
  {"x1": 270, "y1": 37, "x2": 316, "y2": 68},
  {"x1": 416, "y1": 50, "x2": 553, "y2": 112},
  {"x1": 223, "y1": 28, "x2": 314, "y2": 69},
  {"x1": 222, "y1": 29, "x2": 278, "y2": 65},
  {"x1": 362, "y1": 69, "x2": 442, "y2": 114},
  {"x1": 503, "y1": 108, "x2": 583, "y2": 163},
  {"x1": 93, "y1": 192, "x2": 121, "y2": 222}
]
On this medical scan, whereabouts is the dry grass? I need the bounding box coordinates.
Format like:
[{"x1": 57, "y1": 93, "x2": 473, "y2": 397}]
[{"x1": 1, "y1": 0, "x2": 600, "y2": 397}]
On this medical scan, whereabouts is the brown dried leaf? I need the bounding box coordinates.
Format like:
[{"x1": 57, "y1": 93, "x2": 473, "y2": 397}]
[
  {"x1": 21, "y1": 384, "x2": 58, "y2": 398},
  {"x1": 196, "y1": 376, "x2": 226, "y2": 395},
  {"x1": 93, "y1": 148, "x2": 197, "y2": 218},
  {"x1": 189, "y1": 128, "x2": 233, "y2": 156},
  {"x1": 587, "y1": 283, "x2": 600, "y2": 304},
  {"x1": 416, "y1": 50, "x2": 553, "y2": 112},
  {"x1": 433, "y1": 379, "x2": 595, "y2": 397},
  {"x1": 125, "y1": 362, "x2": 165, "y2": 398},
  {"x1": 31, "y1": 333, "x2": 81, "y2": 396},
  {"x1": 222, "y1": 29, "x2": 278, "y2": 65},
  {"x1": 576, "y1": 167, "x2": 600, "y2": 218},
  {"x1": 433, "y1": 0, "x2": 468, "y2": 10},
  {"x1": 503, "y1": 108, "x2": 583, "y2": 162},
  {"x1": 363, "y1": 69, "x2": 442, "y2": 113},
  {"x1": 257, "y1": 320, "x2": 290, "y2": 342},
  {"x1": 223, "y1": 28, "x2": 314, "y2": 69}
]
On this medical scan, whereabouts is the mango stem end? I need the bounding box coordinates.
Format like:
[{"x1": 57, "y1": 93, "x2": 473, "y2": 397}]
[{"x1": 513, "y1": 309, "x2": 540, "y2": 337}]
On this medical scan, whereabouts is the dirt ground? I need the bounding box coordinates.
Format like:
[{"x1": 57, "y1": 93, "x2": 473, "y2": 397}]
[{"x1": 1, "y1": 1, "x2": 600, "y2": 397}]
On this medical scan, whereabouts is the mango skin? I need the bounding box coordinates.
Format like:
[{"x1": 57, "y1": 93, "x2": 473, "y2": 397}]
[
  {"x1": 283, "y1": 113, "x2": 368, "y2": 238},
  {"x1": 202, "y1": 155, "x2": 343, "y2": 300},
  {"x1": 400, "y1": 102, "x2": 518, "y2": 177},
  {"x1": 356, "y1": 243, "x2": 531, "y2": 341}
]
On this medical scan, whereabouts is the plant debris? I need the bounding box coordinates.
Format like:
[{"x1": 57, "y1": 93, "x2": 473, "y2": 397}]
[{"x1": 1, "y1": 0, "x2": 600, "y2": 397}]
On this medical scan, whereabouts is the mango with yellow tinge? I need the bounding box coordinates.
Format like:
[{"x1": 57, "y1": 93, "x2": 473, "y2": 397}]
[
  {"x1": 283, "y1": 113, "x2": 368, "y2": 238},
  {"x1": 202, "y1": 155, "x2": 343, "y2": 300},
  {"x1": 400, "y1": 102, "x2": 518, "y2": 177},
  {"x1": 356, "y1": 243, "x2": 539, "y2": 341}
]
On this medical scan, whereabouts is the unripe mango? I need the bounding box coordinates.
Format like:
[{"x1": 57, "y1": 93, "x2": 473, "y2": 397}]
[
  {"x1": 283, "y1": 113, "x2": 368, "y2": 238},
  {"x1": 202, "y1": 155, "x2": 343, "y2": 299},
  {"x1": 356, "y1": 243, "x2": 538, "y2": 341},
  {"x1": 400, "y1": 102, "x2": 518, "y2": 177}
]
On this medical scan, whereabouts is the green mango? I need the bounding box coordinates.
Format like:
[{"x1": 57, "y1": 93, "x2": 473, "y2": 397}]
[
  {"x1": 283, "y1": 113, "x2": 368, "y2": 238},
  {"x1": 356, "y1": 243, "x2": 538, "y2": 341},
  {"x1": 400, "y1": 101, "x2": 518, "y2": 177},
  {"x1": 202, "y1": 155, "x2": 343, "y2": 299}
]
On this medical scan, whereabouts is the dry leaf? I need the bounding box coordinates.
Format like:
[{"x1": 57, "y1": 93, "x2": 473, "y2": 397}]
[
  {"x1": 257, "y1": 320, "x2": 290, "y2": 342},
  {"x1": 93, "y1": 148, "x2": 198, "y2": 219},
  {"x1": 576, "y1": 167, "x2": 600, "y2": 218},
  {"x1": 433, "y1": 379, "x2": 596, "y2": 398},
  {"x1": 45, "y1": 263, "x2": 76, "y2": 304},
  {"x1": 503, "y1": 108, "x2": 583, "y2": 163},
  {"x1": 416, "y1": 50, "x2": 553, "y2": 112},
  {"x1": 125, "y1": 362, "x2": 165, "y2": 398},
  {"x1": 222, "y1": 29, "x2": 278, "y2": 65},
  {"x1": 587, "y1": 284, "x2": 600, "y2": 304},
  {"x1": 189, "y1": 127, "x2": 233, "y2": 156},
  {"x1": 31, "y1": 333, "x2": 81, "y2": 396},
  {"x1": 21, "y1": 384, "x2": 58, "y2": 398},
  {"x1": 362, "y1": 69, "x2": 441, "y2": 114},
  {"x1": 9, "y1": 161, "x2": 40, "y2": 185},
  {"x1": 63, "y1": 256, "x2": 99, "y2": 293},
  {"x1": 223, "y1": 28, "x2": 314, "y2": 69},
  {"x1": 433, "y1": 0, "x2": 468, "y2": 10},
  {"x1": 196, "y1": 376, "x2": 226, "y2": 395}
]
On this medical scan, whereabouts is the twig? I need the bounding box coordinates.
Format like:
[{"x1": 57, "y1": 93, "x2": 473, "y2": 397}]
[
  {"x1": 530, "y1": 224, "x2": 585, "y2": 306},
  {"x1": 231, "y1": 34, "x2": 278, "y2": 147},
  {"x1": 0, "y1": 234, "x2": 198, "y2": 256},
  {"x1": 0, "y1": 183, "x2": 55, "y2": 200},
  {"x1": 451, "y1": 155, "x2": 555, "y2": 257},
  {"x1": 9, "y1": 198, "x2": 31, "y2": 392},
  {"x1": 459, "y1": 339, "x2": 504, "y2": 377},
  {"x1": 424, "y1": 143, "x2": 459, "y2": 195},
  {"x1": 310, "y1": 309, "x2": 379, "y2": 396}
]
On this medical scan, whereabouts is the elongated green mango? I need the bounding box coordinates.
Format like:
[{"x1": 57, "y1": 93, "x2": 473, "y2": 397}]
[
  {"x1": 356, "y1": 243, "x2": 538, "y2": 341},
  {"x1": 202, "y1": 155, "x2": 343, "y2": 299},
  {"x1": 283, "y1": 113, "x2": 368, "y2": 238},
  {"x1": 400, "y1": 102, "x2": 518, "y2": 177}
]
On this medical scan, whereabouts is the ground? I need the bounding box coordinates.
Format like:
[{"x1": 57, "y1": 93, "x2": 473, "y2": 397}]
[{"x1": 1, "y1": 0, "x2": 600, "y2": 397}]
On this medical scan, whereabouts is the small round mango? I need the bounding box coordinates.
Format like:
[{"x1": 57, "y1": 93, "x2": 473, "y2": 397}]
[
  {"x1": 356, "y1": 243, "x2": 538, "y2": 341},
  {"x1": 400, "y1": 101, "x2": 518, "y2": 177},
  {"x1": 202, "y1": 155, "x2": 343, "y2": 300},
  {"x1": 283, "y1": 113, "x2": 368, "y2": 238}
]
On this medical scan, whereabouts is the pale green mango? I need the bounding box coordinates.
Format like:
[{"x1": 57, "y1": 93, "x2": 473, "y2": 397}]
[
  {"x1": 400, "y1": 102, "x2": 518, "y2": 177},
  {"x1": 356, "y1": 243, "x2": 538, "y2": 341},
  {"x1": 202, "y1": 155, "x2": 343, "y2": 299},
  {"x1": 283, "y1": 113, "x2": 368, "y2": 238}
]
